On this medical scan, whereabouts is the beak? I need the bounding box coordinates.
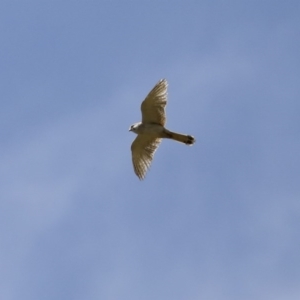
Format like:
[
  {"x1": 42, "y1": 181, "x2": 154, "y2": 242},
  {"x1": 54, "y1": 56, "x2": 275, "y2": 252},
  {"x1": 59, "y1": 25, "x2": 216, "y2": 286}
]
[{"x1": 129, "y1": 128, "x2": 132, "y2": 132}]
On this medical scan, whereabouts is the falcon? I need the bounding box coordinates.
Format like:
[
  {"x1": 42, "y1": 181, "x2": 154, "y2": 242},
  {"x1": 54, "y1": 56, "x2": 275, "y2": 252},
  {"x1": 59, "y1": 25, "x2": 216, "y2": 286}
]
[{"x1": 129, "y1": 79, "x2": 195, "y2": 180}]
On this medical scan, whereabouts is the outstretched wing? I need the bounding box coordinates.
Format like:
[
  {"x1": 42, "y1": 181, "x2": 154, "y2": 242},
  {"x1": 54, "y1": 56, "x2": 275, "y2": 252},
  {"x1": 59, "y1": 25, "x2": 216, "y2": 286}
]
[
  {"x1": 141, "y1": 79, "x2": 168, "y2": 126},
  {"x1": 131, "y1": 134, "x2": 162, "y2": 180}
]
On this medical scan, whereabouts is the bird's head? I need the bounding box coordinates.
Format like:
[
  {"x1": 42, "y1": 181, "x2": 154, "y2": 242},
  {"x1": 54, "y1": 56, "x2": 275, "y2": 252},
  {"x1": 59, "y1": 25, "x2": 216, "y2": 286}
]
[{"x1": 129, "y1": 122, "x2": 141, "y2": 134}]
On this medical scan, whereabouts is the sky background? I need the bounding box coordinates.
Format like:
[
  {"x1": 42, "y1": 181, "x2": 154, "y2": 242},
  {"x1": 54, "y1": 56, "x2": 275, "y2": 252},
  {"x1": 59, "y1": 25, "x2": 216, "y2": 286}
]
[{"x1": 1, "y1": 1, "x2": 300, "y2": 300}]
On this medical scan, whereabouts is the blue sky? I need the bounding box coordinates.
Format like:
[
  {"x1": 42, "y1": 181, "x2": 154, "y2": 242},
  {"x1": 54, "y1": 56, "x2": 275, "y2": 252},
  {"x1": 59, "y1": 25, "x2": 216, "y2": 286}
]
[{"x1": 1, "y1": 1, "x2": 300, "y2": 299}]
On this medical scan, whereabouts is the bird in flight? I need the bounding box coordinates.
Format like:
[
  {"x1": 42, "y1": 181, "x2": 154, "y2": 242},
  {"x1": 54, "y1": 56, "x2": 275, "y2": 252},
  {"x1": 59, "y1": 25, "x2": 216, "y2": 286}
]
[{"x1": 129, "y1": 79, "x2": 195, "y2": 180}]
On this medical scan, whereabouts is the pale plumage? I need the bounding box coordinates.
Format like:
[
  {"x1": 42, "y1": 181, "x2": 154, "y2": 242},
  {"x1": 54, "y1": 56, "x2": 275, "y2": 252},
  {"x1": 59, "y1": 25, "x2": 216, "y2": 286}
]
[
  {"x1": 141, "y1": 79, "x2": 167, "y2": 126},
  {"x1": 129, "y1": 79, "x2": 195, "y2": 180},
  {"x1": 131, "y1": 135, "x2": 161, "y2": 180}
]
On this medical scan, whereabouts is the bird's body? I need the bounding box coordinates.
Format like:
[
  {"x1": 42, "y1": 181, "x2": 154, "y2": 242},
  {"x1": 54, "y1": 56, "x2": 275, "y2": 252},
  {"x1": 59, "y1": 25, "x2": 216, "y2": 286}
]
[
  {"x1": 130, "y1": 122, "x2": 165, "y2": 136},
  {"x1": 129, "y1": 79, "x2": 195, "y2": 180},
  {"x1": 130, "y1": 122, "x2": 195, "y2": 144}
]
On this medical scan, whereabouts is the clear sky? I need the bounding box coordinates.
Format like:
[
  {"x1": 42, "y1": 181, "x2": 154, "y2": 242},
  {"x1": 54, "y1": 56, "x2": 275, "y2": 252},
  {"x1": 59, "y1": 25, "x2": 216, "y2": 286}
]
[{"x1": 1, "y1": 1, "x2": 300, "y2": 300}]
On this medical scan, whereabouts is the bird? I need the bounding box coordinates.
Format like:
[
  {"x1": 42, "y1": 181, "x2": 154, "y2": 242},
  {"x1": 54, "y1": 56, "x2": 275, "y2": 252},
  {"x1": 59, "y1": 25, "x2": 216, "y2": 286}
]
[{"x1": 129, "y1": 79, "x2": 195, "y2": 180}]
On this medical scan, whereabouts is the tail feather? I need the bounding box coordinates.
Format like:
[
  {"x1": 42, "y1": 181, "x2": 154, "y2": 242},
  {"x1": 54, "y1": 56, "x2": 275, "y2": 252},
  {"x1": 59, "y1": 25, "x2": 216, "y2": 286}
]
[{"x1": 165, "y1": 130, "x2": 195, "y2": 145}]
